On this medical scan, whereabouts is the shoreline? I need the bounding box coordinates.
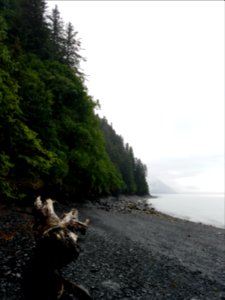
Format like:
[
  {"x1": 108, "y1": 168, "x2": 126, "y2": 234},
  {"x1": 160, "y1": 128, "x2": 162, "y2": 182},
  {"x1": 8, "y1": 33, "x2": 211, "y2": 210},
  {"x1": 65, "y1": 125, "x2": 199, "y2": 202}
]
[
  {"x1": 84, "y1": 194, "x2": 225, "y2": 230},
  {"x1": 0, "y1": 197, "x2": 225, "y2": 299},
  {"x1": 148, "y1": 193, "x2": 225, "y2": 229},
  {"x1": 76, "y1": 199, "x2": 225, "y2": 299}
]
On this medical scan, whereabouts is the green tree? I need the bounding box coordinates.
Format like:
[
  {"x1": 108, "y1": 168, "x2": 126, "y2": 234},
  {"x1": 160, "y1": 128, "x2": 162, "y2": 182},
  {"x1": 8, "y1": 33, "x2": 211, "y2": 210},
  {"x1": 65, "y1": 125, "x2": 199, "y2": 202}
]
[
  {"x1": 0, "y1": 0, "x2": 149, "y2": 202},
  {"x1": 134, "y1": 159, "x2": 149, "y2": 195},
  {"x1": 0, "y1": 15, "x2": 56, "y2": 199},
  {"x1": 100, "y1": 117, "x2": 149, "y2": 195},
  {"x1": 64, "y1": 22, "x2": 84, "y2": 74},
  {"x1": 8, "y1": 0, "x2": 50, "y2": 58},
  {"x1": 48, "y1": 5, "x2": 64, "y2": 61}
]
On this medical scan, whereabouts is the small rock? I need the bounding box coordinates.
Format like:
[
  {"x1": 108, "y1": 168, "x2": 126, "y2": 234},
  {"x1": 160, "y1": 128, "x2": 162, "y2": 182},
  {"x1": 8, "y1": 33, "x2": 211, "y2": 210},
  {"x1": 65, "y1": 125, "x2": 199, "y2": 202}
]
[
  {"x1": 15, "y1": 273, "x2": 21, "y2": 278},
  {"x1": 101, "y1": 280, "x2": 121, "y2": 291}
]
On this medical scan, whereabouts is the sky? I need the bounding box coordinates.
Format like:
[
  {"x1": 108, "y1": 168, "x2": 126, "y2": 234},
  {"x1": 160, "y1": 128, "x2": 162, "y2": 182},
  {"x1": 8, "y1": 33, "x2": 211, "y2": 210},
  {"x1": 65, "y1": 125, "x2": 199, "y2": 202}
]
[{"x1": 47, "y1": 1, "x2": 224, "y2": 194}]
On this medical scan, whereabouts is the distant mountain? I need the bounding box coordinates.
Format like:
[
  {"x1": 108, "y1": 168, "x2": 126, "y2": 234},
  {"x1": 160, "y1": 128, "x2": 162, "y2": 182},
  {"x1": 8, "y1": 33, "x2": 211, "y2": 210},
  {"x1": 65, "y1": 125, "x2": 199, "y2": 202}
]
[{"x1": 149, "y1": 178, "x2": 176, "y2": 194}]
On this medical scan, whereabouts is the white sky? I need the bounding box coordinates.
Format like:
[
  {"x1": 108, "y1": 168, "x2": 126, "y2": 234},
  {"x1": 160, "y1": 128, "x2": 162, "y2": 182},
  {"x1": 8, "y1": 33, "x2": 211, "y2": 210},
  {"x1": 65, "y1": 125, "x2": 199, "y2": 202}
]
[{"x1": 47, "y1": 1, "x2": 224, "y2": 194}]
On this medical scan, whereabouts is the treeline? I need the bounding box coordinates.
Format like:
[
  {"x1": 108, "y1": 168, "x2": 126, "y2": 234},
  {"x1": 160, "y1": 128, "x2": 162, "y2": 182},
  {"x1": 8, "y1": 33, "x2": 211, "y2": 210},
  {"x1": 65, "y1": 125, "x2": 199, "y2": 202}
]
[
  {"x1": 0, "y1": 0, "x2": 149, "y2": 202},
  {"x1": 100, "y1": 118, "x2": 149, "y2": 196}
]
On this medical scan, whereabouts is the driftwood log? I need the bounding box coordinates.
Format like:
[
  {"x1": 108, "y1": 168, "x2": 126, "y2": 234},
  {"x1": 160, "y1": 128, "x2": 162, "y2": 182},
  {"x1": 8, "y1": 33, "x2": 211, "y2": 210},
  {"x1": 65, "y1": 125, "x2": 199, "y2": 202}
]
[{"x1": 23, "y1": 196, "x2": 92, "y2": 300}]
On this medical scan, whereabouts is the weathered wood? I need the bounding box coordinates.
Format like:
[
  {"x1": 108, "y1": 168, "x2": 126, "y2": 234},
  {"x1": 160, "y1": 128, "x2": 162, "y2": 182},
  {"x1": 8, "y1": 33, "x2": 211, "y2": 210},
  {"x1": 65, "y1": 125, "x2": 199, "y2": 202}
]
[
  {"x1": 24, "y1": 196, "x2": 92, "y2": 300},
  {"x1": 33, "y1": 196, "x2": 90, "y2": 237}
]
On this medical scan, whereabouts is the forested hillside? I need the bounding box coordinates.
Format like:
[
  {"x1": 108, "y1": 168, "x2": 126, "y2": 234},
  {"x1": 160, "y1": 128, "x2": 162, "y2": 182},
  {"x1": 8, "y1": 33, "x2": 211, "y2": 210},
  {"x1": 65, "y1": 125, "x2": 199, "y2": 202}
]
[
  {"x1": 0, "y1": 0, "x2": 149, "y2": 202},
  {"x1": 100, "y1": 118, "x2": 149, "y2": 196}
]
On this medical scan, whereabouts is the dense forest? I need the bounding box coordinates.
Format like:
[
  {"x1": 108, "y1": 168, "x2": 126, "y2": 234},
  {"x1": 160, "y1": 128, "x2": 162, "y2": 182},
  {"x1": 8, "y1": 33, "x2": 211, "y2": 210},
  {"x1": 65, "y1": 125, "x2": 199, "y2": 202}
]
[{"x1": 0, "y1": 0, "x2": 149, "y2": 202}]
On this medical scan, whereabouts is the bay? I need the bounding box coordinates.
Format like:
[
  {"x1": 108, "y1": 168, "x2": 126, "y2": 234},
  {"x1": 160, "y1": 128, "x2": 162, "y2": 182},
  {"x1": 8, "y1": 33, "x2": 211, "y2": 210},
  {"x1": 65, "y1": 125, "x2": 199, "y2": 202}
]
[{"x1": 148, "y1": 193, "x2": 225, "y2": 229}]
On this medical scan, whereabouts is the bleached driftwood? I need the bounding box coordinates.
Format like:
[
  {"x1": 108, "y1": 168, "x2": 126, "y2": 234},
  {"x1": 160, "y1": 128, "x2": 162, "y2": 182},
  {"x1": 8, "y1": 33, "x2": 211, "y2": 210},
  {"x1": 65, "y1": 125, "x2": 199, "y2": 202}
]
[
  {"x1": 33, "y1": 196, "x2": 90, "y2": 237},
  {"x1": 24, "y1": 196, "x2": 92, "y2": 300}
]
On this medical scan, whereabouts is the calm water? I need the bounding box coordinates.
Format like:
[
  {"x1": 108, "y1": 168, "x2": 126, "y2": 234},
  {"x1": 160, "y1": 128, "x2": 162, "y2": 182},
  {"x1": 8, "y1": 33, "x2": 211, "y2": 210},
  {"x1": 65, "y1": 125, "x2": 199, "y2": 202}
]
[{"x1": 148, "y1": 193, "x2": 225, "y2": 229}]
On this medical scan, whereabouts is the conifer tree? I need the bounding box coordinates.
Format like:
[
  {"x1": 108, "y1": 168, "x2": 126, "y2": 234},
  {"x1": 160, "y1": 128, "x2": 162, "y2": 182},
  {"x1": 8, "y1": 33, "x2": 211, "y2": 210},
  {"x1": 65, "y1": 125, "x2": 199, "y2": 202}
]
[
  {"x1": 0, "y1": 0, "x2": 149, "y2": 201},
  {"x1": 48, "y1": 5, "x2": 64, "y2": 61},
  {"x1": 100, "y1": 117, "x2": 149, "y2": 195},
  {"x1": 134, "y1": 159, "x2": 149, "y2": 195},
  {"x1": 64, "y1": 22, "x2": 84, "y2": 74},
  {"x1": 11, "y1": 0, "x2": 50, "y2": 57}
]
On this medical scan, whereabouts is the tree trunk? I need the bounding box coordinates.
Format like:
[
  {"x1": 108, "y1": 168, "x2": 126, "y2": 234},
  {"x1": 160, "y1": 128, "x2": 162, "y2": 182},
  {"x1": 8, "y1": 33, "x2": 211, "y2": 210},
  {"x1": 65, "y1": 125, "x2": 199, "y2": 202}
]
[{"x1": 23, "y1": 196, "x2": 92, "y2": 300}]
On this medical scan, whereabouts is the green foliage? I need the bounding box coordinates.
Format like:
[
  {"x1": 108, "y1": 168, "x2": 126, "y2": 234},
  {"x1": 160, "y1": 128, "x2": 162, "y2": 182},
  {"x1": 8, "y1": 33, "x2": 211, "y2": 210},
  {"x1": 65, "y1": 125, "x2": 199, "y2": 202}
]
[
  {"x1": 47, "y1": 5, "x2": 64, "y2": 62},
  {"x1": 0, "y1": 153, "x2": 14, "y2": 198},
  {"x1": 0, "y1": 14, "x2": 56, "y2": 199},
  {"x1": 134, "y1": 159, "x2": 149, "y2": 195},
  {"x1": 48, "y1": 6, "x2": 84, "y2": 76},
  {"x1": 11, "y1": 0, "x2": 50, "y2": 57},
  {"x1": 100, "y1": 118, "x2": 149, "y2": 195},
  {"x1": 0, "y1": 0, "x2": 149, "y2": 202}
]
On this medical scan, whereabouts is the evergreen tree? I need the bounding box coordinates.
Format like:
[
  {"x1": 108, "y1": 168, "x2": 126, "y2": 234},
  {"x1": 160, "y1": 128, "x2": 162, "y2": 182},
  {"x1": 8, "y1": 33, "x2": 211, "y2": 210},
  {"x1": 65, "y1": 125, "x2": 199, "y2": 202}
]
[
  {"x1": 48, "y1": 5, "x2": 64, "y2": 61},
  {"x1": 134, "y1": 159, "x2": 149, "y2": 195},
  {"x1": 9, "y1": 0, "x2": 50, "y2": 58},
  {"x1": 100, "y1": 117, "x2": 149, "y2": 195},
  {"x1": 0, "y1": 0, "x2": 149, "y2": 201},
  {"x1": 0, "y1": 15, "x2": 56, "y2": 199},
  {"x1": 48, "y1": 7, "x2": 84, "y2": 76},
  {"x1": 63, "y1": 22, "x2": 84, "y2": 74}
]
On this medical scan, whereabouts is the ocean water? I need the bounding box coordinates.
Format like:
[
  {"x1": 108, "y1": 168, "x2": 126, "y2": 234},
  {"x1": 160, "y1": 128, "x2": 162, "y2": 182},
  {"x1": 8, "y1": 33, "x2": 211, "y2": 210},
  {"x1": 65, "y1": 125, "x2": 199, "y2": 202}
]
[{"x1": 148, "y1": 193, "x2": 225, "y2": 229}]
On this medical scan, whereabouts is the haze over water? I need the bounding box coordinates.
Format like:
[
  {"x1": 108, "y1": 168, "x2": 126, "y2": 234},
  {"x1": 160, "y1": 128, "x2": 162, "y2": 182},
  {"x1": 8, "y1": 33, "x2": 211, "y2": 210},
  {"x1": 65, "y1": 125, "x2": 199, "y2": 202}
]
[{"x1": 148, "y1": 193, "x2": 225, "y2": 229}]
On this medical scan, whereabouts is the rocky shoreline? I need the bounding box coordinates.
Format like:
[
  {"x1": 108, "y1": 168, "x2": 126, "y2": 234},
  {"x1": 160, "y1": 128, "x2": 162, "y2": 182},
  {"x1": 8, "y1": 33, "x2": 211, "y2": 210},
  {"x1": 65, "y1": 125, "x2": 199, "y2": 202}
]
[
  {"x1": 83, "y1": 195, "x2": 156, "y2": 214},
  {"x1": 0, "y1": 196, "x2": 225, "y2": 299}
]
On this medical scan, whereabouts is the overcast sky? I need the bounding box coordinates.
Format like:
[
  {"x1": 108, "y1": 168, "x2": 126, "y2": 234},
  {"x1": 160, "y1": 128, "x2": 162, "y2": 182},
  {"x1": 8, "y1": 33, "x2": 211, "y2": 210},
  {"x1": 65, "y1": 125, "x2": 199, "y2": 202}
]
[{"x1": 47, "y1": 1, "x2": 224, "y2": 194}]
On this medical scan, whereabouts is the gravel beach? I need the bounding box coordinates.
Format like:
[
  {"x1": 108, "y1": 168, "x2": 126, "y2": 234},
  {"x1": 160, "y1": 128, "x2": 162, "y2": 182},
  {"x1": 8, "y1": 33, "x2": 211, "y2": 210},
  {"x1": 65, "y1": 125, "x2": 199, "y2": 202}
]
[{"x1": 0, "y1": 196, "x2": 225, "y2": 299}]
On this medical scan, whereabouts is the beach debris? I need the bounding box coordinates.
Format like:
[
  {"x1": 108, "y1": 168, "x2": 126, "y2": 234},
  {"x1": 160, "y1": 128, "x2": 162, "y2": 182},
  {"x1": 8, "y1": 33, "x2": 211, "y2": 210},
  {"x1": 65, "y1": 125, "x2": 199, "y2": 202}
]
[{"x1": 24, "y1": 196, "x2": 92, "y2": 300}]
